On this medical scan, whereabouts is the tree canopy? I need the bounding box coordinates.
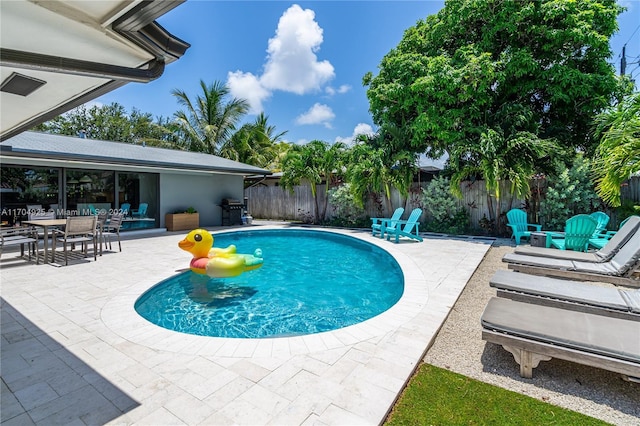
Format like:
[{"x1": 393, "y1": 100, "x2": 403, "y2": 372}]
[{"x1": 365, "y1": 0, "x2": 625, "y2": 158}]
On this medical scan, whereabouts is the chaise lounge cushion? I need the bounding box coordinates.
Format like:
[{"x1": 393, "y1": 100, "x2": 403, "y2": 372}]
[
  {"x1": 512, "y1": 247, "x2": 602, "y2": 261},
  {"x1": 490, "y1": 270, "x2": 632, "y2": 312},
  {"x1": 622, "y1": 291, "x2": 640, "y2": 314},
  {"x1": 481, "y1": 297, "x2": 640, "y2": 364}
]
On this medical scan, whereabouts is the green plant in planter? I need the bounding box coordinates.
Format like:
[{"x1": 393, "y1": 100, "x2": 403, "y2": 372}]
[{"x1": 173, "y1": 207, "x2": 198, "y2": 214}]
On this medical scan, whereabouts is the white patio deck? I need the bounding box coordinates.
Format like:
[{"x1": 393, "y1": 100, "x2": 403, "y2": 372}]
[{"x1": 1, "y1": 222, "x2": 491, "y2": 425}]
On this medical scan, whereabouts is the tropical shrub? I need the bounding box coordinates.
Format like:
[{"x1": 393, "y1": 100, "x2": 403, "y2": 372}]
[
  {"x1": 421, "y1": 176, "x2": 469, "y2": 234},
  {"x1": 327, "y1": 184, "x2": 368, "y2": 228},
  {"x1": 539, "y1": 156, "x2": 601, "y2": 230}
]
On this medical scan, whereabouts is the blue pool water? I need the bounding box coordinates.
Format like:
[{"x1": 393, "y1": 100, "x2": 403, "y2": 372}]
[{"x1": 135, "y1": 229, "x2": 404, "y2": 338}]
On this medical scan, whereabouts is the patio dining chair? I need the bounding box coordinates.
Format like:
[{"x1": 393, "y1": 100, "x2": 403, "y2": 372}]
[
  {"x1": 52, "y1": 215, "x2": 98, "y2": 265},
  {"x1": 101, "y1": 213, "x2": 123, "y2": 253}
]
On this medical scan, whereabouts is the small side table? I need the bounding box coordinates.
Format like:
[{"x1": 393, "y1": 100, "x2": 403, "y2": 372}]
[{"x1": 530, "y1": 232, "x2": 547, "y2": 247}]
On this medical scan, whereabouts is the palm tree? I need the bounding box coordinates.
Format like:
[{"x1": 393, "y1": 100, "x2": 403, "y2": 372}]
[
  {"x1": 346, "y1": 128, "x2": 418, "y2": 214},
  {"x1": 591, "y1": 92, "x2": 640, "y2": 207},
  {"x1": 171, "y1": 80, "x2": 249, "y2": 155},
  {"x1": 346, "y1": 142, "x2": 394, "y2": 212},
  {"x1": 220, "y1": 112, "x2": 287, "y2": 168},
  {"x1": 280, "y1": 140, "x2": 346, "y2": 224},
  {"x1": 449, "y1": 104, "x2": 557, "y2": 233}
]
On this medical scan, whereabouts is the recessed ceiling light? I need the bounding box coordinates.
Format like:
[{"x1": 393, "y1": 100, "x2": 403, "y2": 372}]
[{"x1": 0, "y1": 72, "x2": 46, "y2": 96}]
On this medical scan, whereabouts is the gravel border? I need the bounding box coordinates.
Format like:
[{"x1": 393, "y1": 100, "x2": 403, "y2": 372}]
[{"x1": 423, "y1": 239, "x2": 640, "y2": 425}]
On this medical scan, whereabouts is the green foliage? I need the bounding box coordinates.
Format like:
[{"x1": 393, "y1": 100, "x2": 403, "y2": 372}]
[
  {"x1": 615, "y1": 200, "x2": 640, "y2": 225},
  {"x1": 422, "y1": 176, "x2": 457, "y2": 222},
  {"x1": 281, "y1": 140, "x2": 346, "y2": 224},
  {"x1": 172, "y1": 207, "x2": 197, "y2": 214},
  {"x1": 345, "y1": 130, "x2": 418, "y2": 212},
  {"x1": 327, "y1": 184, "x2": 367, "y2": 227},
  {"x1": 171, "y1": 80, "x2": 249, "y2": 155},
  {"x1": 385, "y1": 364, "x2": 608, "y2": 425},
  {"x1": 421, "y1": 176, "x2": 469, "y2": 234},
  {"x1": 539, "y1": 156, "x2": 601, "y2": 229},
  {"x1": 591, "y1": 92, "x2": 640, "y2": 207},
  {"x1": 366, "y1": 0, "x2": 624, "y2": 157},
  {"x1": 221, "y1": 112, "x2": 288, "y2": 168},
  {"x1": 33, "y1": 103, "x2": 177, "y2": 146}
]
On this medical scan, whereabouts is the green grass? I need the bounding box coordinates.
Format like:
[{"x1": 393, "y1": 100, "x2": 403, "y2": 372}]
[{"x1": 384, "y1": 364, "x2": 610, "y2": 426}]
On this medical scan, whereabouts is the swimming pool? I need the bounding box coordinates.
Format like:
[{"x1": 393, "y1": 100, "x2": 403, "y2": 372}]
[{"x1": 135, "y1": 229, "x2": 404, "y2": 338}]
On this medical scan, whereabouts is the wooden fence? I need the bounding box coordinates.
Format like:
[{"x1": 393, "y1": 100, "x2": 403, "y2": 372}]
[{"x1": 245, "y1": 176, "x2": 640, "y2": 231}]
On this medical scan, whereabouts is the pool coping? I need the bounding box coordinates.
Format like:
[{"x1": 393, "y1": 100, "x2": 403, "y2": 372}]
[{"x1": 102, "y1": 227, "x2": 427, "y2": 356}]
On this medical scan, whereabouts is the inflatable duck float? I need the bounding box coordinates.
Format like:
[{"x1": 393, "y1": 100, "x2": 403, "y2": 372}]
[{"x1": 179, "y1": 229, "x2": 263, "y2": 278}]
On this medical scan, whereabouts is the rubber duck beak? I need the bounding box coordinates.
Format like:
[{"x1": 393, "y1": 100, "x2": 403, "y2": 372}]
[{"x1": 178, "y1": 239, "x2": 195, "y2": 250}]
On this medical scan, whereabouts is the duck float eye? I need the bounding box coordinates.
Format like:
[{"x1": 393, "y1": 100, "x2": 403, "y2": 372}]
[{"x1": 178, "y1": 228, "x2": 263, "y2": 278}]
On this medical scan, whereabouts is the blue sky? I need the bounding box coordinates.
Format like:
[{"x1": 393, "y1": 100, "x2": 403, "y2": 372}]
[{"x1": 94, "y1": 1, "x2": 640, "y2": 147}]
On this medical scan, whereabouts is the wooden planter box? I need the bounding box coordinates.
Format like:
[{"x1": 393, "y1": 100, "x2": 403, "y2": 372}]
[{"x1": 165, "y1": 213, "x2": 199, "y2": 231}]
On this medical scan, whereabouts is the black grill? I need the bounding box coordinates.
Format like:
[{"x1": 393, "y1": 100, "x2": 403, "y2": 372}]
[{"x1": 220, "y1": 198, "x2": 244, "y2": 226}]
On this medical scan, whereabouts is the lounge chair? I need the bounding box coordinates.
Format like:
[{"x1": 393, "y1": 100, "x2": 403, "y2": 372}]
[
  {"x1": 514, "y1": 216, "x2": 640, "y2": 261},
  {"x1": 506, "y1": 208, "x2": 542, "y2": 245},
  {"x1": 384, "y1": 208, "x2": 423, "y2": 243},
  {"x1": 490, "y1": 270, "x2": 640, "y2": 320},
  {"x1": 503, "y1": 226, "x2": 640, "y2": 287},
  {"x1": 546, "y1": 214, "x2": 597, "y2": 252},
  {"x1": 589, "y1": 216, "x2": 636, "y2": 250},
  {"x1": 481, "y1": 297, "x2": 640, "y2": 379},
  {"x1": 371, "y1": 207, "x2": 404, "y2": 238}
]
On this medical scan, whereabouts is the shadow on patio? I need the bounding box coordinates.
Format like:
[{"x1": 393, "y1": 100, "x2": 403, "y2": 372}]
[{"x1": 1, "y1": 298, "x2": 139, "y2": 424}]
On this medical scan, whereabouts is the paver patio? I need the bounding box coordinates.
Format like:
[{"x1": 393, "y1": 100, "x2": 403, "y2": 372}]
[{"x1": 1, "y1": 222, "x2": 491, "y2": 425}]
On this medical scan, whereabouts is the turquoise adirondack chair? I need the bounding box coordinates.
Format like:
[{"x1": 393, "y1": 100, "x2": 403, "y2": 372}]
[
  {"x1": 385, "y1": 208, "x2": 423, "y2": 243},
  {"x1": 132, "y1": 203, "x2": 148, "y2": 218},
  {"x1": 506, "y1": 209, "x2": 542, "y2": 245},
  {"x1": 371, "y1": 207, "x2": 404, "y2": 238},
  {"x1": 119, "y1": 203, "x2": 131, "y2": 217},
  {"x1": 589, "y1": 211, "x2": 610, "y2": 238},
  {"x1": 547, "y1": 214, "x2": 598, "y2": 252}
]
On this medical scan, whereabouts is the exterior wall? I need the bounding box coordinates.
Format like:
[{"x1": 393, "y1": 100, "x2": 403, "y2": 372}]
[{"x1": 160, "y1": 173, "x2": 245, "y2": 227}]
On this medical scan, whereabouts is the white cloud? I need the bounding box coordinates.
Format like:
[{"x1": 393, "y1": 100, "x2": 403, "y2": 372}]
[
  {"x1": 227, "y1": 71, "x2": 271, "y2": 114},
  {"x1": 225, "y1": 4, "x2": 335, "y2": 113},
  {"x1": 296, "y1": 103, "x2": 335, "y2": 128},
  {"x1": 325, "y1": 84, "x2": 351, "y2": 96},
  {"x1": 335, "y1": 123, "x2": 376, "y2": 146},
  {"x1": 260, "y1": 4, "x2": 334, "y2": 94}
]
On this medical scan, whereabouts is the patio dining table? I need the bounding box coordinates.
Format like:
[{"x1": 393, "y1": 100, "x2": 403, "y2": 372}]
[{"x1": 22, "y1": 219, "x2": 67, "y2": 264}]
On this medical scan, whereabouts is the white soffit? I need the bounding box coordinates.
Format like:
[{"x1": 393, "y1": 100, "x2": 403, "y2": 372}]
[{"x1": 0, "y1": 0, "x2": 189, "y2": 140}]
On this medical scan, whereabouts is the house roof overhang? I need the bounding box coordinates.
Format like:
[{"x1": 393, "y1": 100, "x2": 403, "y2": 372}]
[
  {"x1": 0, "y1": 0, "x2": 190, "y2": 141},
  {"x1": 1, "y1": 131, "x2": 273, "y2": 177}
]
